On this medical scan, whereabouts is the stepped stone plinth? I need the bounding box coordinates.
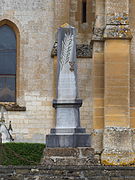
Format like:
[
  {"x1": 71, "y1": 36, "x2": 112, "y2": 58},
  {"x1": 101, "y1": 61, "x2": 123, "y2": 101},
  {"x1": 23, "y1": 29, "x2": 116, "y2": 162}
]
[{"x1": 41, "y1": 147, "x2": 98, "y2": 166}]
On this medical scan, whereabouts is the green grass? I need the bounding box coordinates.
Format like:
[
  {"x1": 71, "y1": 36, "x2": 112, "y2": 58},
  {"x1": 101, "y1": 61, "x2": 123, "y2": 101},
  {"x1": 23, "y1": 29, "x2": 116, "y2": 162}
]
[{"x1": 0, "y1": 143, "x2": 45, "y2": 166}]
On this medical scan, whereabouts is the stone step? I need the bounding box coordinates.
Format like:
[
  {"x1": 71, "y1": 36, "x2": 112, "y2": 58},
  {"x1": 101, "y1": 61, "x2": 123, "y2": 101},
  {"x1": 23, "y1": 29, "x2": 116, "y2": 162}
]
[
  {"x1": 0, "y1": 166, "x2": 135, "y2": 179},
  {"x1": 41, "y1": 147, "x2": 99, "y2": 166}
]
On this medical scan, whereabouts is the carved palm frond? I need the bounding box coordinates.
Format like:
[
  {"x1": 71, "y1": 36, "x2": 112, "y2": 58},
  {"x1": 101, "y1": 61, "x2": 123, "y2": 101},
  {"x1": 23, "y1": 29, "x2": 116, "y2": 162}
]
[{"x1": 60, "y1": 33, "x2": 73, "y2": 70}]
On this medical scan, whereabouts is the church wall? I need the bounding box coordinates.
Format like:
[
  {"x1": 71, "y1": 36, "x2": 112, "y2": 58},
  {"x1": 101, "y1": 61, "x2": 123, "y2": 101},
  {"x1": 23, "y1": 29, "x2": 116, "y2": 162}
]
[
  {"x1": 69, "y1": 0, "x2": 95, "y2": 44},
  {"x1": 130, "y1": 0, "x2": 135, "y2": 125},
  {"x1": 1, "y1": 0, "x2": 135, "y2": 166},
  {"x1": 0, "y1": 0, "x2": 55, "y2": 143},
  {"x1": 68, "y1": 0, "x2": 95, "y2": 134},
  {"x1": 91, "y1": 0, "x2": 105, "y2": 153},
  {"x1": 0, "y1": 0, "x2": 94, "y2": 143},
  {"x1": 77, "y1": 58, "x2": 93, "y2": 133},
  {"x1": 54, "y1": 0, "x2": 70, "y2": 30},
  {"x1": 129, "y1": 0, "x2": 135, "y2": 151}
]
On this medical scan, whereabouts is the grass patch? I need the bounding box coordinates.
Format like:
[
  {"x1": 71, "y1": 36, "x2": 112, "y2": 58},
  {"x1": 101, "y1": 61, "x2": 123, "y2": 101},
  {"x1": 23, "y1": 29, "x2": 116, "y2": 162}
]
[{"x1": 0, "y1": 143, "x2": 45, "y2": 166}]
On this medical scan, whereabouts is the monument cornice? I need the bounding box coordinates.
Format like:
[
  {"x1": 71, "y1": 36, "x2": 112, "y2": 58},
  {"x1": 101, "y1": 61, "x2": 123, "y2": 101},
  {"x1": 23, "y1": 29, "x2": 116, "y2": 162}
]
[{"x1": 53, "y1": 99, "x2": 82, "y2": 108}]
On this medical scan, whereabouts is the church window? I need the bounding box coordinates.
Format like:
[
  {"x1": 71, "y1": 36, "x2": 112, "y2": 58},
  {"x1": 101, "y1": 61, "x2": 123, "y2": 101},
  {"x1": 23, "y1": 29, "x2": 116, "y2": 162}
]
[{"x1": 0, "y1": 25, "x2": 16, "y2": 102}]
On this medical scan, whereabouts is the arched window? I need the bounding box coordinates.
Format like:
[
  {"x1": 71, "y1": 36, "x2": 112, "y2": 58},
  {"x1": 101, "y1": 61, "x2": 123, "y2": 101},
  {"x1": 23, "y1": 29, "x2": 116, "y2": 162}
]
[{"x1": 0, "y1": 25, "x2": 16, "y2": 102}]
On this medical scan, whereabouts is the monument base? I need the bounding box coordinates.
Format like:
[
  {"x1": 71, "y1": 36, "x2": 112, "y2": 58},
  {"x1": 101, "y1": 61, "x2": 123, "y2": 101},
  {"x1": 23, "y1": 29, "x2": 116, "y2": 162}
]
[
  {"x1": 46, "y1": 127, "x2": 90, "y2": 148},
  {"x1": 41, "y1": 147, "x2": 99, "y2": 166},
  {"x1": 46, "y1": 134, "x2": 90, "y2": 148}
]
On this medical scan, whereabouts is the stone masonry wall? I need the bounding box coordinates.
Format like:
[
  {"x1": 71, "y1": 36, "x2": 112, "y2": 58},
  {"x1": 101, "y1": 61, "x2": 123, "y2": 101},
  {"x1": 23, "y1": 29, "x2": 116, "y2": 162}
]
[
  {"x1": 0, "y1": 0, "x2": 93, "y2": 143},
  {"x1": 0, "y1": 165, "x2": 135, "y2": 179},
  {"x1": 78, "y1": 58, "x2": 93, "y2": 133},
  {"x1": 0, "y1": 0, "x2": 55, "y2": 143},
  {"x1": 70, "y1": 0, "x2": 95, "y2": 44},
  {"x1": 129, "y1": 0, "x2": 135, "y2": 127},
  {"x1": 54, "y1": 0, "x2": 70, "y2": 30}
]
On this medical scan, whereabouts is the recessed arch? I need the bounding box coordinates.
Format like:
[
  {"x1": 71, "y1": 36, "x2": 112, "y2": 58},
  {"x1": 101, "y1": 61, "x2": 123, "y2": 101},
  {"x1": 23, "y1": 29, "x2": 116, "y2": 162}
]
[{"x1": 0, "y1": 19, "x2": 20, "y2": 102}]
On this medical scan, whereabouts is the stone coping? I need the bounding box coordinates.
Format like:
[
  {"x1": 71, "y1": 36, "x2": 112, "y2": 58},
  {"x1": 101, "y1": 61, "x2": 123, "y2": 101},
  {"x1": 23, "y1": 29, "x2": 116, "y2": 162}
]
[
  {"x1": 0, "y1": 103, "x2": 26, "y2": 111},
  {"x1": 1, "y1": 165, "x2": 135, "y2": 170}
]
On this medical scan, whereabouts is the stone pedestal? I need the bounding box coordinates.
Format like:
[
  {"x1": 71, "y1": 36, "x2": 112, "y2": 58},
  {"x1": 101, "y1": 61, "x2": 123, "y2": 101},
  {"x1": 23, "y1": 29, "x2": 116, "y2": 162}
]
[
  {"x1": 46, "y1": 99, "x2": 90, "y2": 148},
  {"x1": 46, "y1": 131, "x2": 90, "y2": 148}
]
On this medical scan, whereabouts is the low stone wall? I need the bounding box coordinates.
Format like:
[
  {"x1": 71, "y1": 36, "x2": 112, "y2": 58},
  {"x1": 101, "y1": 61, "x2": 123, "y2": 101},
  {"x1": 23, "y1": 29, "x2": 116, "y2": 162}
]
[{"x1": 0, "y1": 165, "x2": 135, "y2": 179}]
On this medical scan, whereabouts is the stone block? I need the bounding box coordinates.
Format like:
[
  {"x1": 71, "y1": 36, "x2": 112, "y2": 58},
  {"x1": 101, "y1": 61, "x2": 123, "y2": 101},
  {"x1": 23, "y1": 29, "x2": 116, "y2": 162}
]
[
  {"x1": 105, "y1": 116, "x2": 129, "y2": 127},
  {"x1": 105, "y1": 96, "x2": 128, "y2": 106},
  {"x1": 104, "y1": 25, "x2": 132, "y2": 39},
  {"x1": 105, "y1": 78, "x2": 129, "y2": 87},
  {"x1": 93, "y1": 64, "x2": 104, "y2": 76},
  {"x1": 46, "y1": 133, "x2": 90, "y2": 148},
  {"x1": 94, "y1": 108, "x2": 104, "y2": 117},
  {"x1": 93, "y1": 98, "x2": 104, "y2": 108},
  {"x1": 94, "y1": 88, "x2": 104, "y2": 98},
  {"x1": 94, "y1": 76, "x2": 104, "y2": 89},
  {"x1": 91, "y1": 129, "x2": 103, "y2": 153},
  {"x1": 93, "y1": 53, "x2": 104, "y2": 64},
  {"x1": 105, "y1": 106, "x2": 129, "y2": 116},
  {"x1": 41, "y1": 147, "x2": 98, "y2": 166},
  {"x1": 101, "y1": 127, "x2": 135, "y2": 165},
  {"x1": 111, "y1": 178, "x2": 124, "y2": 180},
  {"x1": 130, "y1": 109, "x2": 135, "y2": 117},
  {"x1": 130, "y1": 117, "x2": 135, "y2": 128},
  {"x1": 105, "y1": 63, "x2": 129, "y2": 78},
  {"x1": 106, "y1": 0, "x2": 129, "y2": 14},
  {"x1": 55, "y1": 0, "x2": 70, "y2": 29},
  {"x1": 93, "y1": 117, "x2": 104, "y2": 129},
  {"x1": 81, "y1": 147, "x2": 95, "y2": 156},
  {"x1": 130, "y1": 93, "x2": 135, "y2": 107},
  {"x1": 43, "y1": 147, "x2": 94, "y2": 158}
]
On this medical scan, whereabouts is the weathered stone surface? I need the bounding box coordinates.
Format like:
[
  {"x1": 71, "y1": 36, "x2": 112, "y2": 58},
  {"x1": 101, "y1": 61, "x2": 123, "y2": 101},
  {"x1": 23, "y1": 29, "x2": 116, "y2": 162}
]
[
  {"x1": 106, "y1": 13, "x2": 129, "y2": 25},
  {"x1": 51, "y1": 42, "x2": 92, "y2": 58},
  {"x1": 101, "y1": 127, "x2": 135, "y2": 166},
  {"x1": 76, "y1": 44, "x2": 92, "y2": 58},
  {"x1": 46, "y1": 134, "x2": 90, "y2": 148},
  {"x1": 91, "y1": 129, "x2": 103, "y2": 153},
  {"x1": 104, "y1": 25, "x2": 132, "y2": 39},
  {"x1": 43, "y1": 148, "x2": 80, "y2": 157},
  {"x1": 1, "y1": 166, "x2": 135, "y2": 179},
  {"x1": 2, "y1": 103, "x2": 26, "y2": 111},
  {"x1": 92, "y1": 28, "x2": 104, "y2": 41},
  {"x1": 41, "y1": 147, "x2": 98, "y2": 166}
]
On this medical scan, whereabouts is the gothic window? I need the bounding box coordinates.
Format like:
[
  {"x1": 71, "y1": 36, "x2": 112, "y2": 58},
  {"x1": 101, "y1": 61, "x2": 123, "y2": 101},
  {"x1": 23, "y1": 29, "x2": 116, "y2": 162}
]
[{"x1": 0, "y1": 25, "x2": 16, "y2": 102}]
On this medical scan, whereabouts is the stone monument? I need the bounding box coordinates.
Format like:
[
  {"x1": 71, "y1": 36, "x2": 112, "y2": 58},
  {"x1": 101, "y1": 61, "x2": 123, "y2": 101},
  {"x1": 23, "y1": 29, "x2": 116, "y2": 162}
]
[{"x1": 46, "y1": 24, "x2": 90, "y2": 148}]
